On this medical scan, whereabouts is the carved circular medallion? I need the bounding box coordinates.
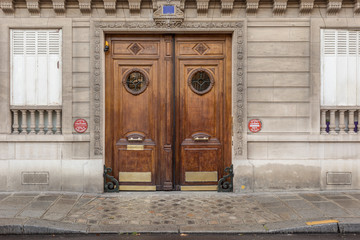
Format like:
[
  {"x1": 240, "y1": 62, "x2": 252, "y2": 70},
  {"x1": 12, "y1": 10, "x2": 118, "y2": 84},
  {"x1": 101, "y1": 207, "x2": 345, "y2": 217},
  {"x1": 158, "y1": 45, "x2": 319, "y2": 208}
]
[
  {"x1": 123, "y1": 69, "x2": 149, "y2": 95},
  {"x1": 188, "y1": 68, "x2": 214, "y2": 95}
]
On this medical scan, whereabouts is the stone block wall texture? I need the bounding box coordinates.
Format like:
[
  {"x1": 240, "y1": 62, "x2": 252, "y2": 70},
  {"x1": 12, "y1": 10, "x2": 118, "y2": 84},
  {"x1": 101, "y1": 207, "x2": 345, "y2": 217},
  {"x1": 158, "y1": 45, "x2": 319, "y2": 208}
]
[{"x1": 0, "y1": 1, "x2": 359, "y2": 192}]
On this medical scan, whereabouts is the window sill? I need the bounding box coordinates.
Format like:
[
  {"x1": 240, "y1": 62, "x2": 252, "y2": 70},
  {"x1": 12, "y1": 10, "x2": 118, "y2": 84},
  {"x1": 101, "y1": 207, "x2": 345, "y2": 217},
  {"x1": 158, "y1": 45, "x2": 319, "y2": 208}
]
[{"x1": 0, "y1": 133, "x2": 90, "y2": 142}]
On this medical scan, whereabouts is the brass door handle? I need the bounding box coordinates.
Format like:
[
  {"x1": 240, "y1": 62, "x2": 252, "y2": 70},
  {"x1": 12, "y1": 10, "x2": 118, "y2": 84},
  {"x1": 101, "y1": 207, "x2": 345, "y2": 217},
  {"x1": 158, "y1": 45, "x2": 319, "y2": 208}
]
[
  {"x1": 128, "y1": 137, "x2": 143, "y2": 142},
  {"x1": 194, "y1": 136, "x2": 209, "y2": 141}
]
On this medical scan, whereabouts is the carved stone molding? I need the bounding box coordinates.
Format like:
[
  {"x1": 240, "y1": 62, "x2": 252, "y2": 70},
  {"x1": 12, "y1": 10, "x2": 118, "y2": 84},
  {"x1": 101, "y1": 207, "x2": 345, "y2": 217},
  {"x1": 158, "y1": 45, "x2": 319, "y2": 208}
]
[
  {"x1": 104, "y1": 0, "x2": 116, "y2": 13},
  {"x1": 79, "y1": 0, "x2": 91, "y2": 13},
  {"x1": 355, "y1": 0, "x2": 360, "y2": 14},
  {"x1": 91, "y1": 21, "x2": 245, "y2": 158},
  {"x1": 153, "y1": 4, "x2": 184, "y2": 28},
  {"x1": 299, "y1": 0, "x2": 314, "y2": 14},
  {"x1": 128, "y1": 0, "x2": 141, "y2": 13},
  {"x1": 0, "y1": 0, "x2": 14, "y2": 13},
  {"x1": 52, "y1": 0, "x2": 66, "y2": 13},
  {"x1": 246, "y1": 0, "x2": 259, "y2": 13},
  {"x1": 196, "y1": 0, "x2": 210, "y2": 15},
  {"x1": 327, "y1": 0, "x2": 342, "y2": 14},
  {"x1": 221, "y1": 0, "x2": 234, "y2": 15},
  {"x1": 273, "y1": 0, "x2": 287, "y2": 15},
  {"x1": 26, "y1": 0, "x2": 40, "y2": 13}
]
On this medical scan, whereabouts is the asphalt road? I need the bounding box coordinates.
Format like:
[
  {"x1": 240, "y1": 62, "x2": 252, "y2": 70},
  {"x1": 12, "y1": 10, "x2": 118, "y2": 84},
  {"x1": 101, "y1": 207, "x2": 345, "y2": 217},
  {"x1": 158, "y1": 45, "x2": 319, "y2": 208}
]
[{"x1": 0, "y1": 234, "x2": 359, "y2": 240}]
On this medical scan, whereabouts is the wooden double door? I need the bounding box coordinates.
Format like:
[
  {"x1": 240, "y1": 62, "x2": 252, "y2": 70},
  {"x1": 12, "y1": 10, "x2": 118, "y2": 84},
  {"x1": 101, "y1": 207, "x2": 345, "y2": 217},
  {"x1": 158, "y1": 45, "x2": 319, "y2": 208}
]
[{"x1": 105, "y1": 34, "x2": 232, "y2": 191}]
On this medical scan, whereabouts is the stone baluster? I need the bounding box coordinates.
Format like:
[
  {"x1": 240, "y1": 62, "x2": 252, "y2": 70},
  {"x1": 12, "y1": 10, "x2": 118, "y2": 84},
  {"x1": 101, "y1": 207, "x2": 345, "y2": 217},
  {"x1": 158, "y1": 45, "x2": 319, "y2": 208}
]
[
  {"x1": 339, "y1": 110, "x2": 346, "y2": 134},
  {"x1": 329, "y1": 109, "x2": 337, "y2": 134},
  {"x1": 20, "y1": 110, "x2": 27, "y2": 135},
  {"x1": 348, "y1": 110, "x2": 356, "y2": 134},
  {"x1": 12, "y1": 110, "x2": 19, "y2": 134},
  {"x1": 55, "y1": 109, "x2": 61, "y2": 134},
  {"x1": 320, "y1": 109, "x2": 327, "y2": 134},
  {"x1": 38, "y1": 110, "x2": 45, "y2": 135},
  {"x1": 29, "y1": 110, "x2": 36, "y2": 134},
  {"x1": 47, "y1": 110, "x2": 53, "y2": 135}
]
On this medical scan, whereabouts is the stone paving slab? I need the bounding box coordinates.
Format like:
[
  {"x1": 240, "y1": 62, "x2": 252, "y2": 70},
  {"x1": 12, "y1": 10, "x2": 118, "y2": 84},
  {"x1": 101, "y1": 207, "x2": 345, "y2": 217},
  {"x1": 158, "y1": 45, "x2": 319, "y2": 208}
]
[{"x1": 1, "y1": 191, "x2": 360, "y2": 234}]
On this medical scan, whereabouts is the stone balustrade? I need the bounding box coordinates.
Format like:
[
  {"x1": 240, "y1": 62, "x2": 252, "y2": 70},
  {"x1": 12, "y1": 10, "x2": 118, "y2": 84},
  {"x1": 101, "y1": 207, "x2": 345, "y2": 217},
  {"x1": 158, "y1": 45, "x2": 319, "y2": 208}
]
[
  {"x1": 11, "y1": 107, "x2": 62, "y2": 135},
  {"x1": 321, "y1": 107, "x2": 359, "y2": 134}
]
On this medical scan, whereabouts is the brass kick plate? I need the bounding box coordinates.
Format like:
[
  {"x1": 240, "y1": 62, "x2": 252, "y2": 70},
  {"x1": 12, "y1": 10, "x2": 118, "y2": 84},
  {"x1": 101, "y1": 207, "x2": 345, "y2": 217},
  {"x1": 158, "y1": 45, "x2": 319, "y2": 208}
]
[
  {"x1": 185, "y1": 171, "x2": 218, "y2": 182},
  {"x1": 119, "y1": 185, "x2": 156, "y2": 191},
  {"x1": 181, "y1": 185, "x2": 218, "y2": 191},
  {"x1": 119, "y1": 172, "x2": 152, "y2": 182},
  {"x1": 127, "y1": 145, "x2": 144, "y2": 150}
]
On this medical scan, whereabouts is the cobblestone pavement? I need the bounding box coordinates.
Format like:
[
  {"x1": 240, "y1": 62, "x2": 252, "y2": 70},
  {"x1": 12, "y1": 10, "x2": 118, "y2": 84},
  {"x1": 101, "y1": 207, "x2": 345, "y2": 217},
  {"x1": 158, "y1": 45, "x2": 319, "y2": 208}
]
[{"x1": 1, "y1": 191, "x2": 360, "y2": 233}]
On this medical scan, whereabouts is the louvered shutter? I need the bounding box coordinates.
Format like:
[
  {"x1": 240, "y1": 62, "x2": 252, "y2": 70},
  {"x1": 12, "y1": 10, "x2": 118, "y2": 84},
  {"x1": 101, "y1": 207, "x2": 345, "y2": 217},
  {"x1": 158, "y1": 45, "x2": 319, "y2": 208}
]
[
  {"x1": 11, "y1": 29, "x2": 62, "y2": 106},
  {"x1": 321, "y1": 29, "x2": 360, "y2": 106}
]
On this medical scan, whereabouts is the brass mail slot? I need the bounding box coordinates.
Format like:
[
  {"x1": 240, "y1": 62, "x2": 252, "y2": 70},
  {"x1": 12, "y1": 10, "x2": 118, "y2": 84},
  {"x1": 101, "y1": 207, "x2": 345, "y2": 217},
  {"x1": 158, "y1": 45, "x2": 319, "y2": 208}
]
[
  {"x1": 185, "y1": 171, "x2": 218, "y2": 182},
  {"x1": 181, "y1": 185, "x2": 218, "y2": 191},
  {"x1": 119, "y1": 185, "x2": 156, "y2": 191},
  {"x1": 119, "y1": 172, "x2": 152, "y2": 182},
  {"x1": 127, "y1": 145, "x2": 144, "y2": 150}
]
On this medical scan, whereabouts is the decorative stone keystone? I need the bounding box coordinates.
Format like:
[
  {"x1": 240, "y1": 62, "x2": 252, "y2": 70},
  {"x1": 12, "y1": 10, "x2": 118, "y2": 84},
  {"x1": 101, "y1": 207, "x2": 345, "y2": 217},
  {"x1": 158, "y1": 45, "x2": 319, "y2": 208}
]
[
  {"x1": 0, "y1": 0, "x2": 14, "y2": 13},
  {"x1": 221, "y1": 0, "x2": 234, "y2": 15},
  {"x1": 104, "y1": 0, "x2": 116, "y2": 13},
  {"x1": 327, "y1": 0, "x2": 342, "y2": 14},
  {"x1": 196, "y1": 0, "x2": 210, "y2": 15},
  {"x1": 128, "y1": 0, "x2": 141, "y2": 13},
  {"x1": 52, "y1": 0, "x2": 66, "y2": 13},
  {"x1": 153, "y1": 0, "x2": 184, "y2": 27},
  {"x1": 26, "y1": 0, "x2": 40, "y2": 13},
  {"x1": 354, "y1": 0, "x2": 360, "y2": 13},
  {"x1": 300, "y1": 0, "x2": 314, "y2": 14},
  {"x1": 246, "y1": 0, "x2": 259, "y2": 13},
  {"x1": 78, "y1": 0, "x2": 91, "y2": 13},
  {"x1": 273, "y1": 0, "x2": 287, "y2": 15}
]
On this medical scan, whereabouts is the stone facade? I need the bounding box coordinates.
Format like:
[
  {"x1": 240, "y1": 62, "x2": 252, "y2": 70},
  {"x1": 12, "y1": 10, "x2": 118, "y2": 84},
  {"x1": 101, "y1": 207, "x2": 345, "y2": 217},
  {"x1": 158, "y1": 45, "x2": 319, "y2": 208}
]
[{"x1": 1, "y1": 0, "x2": 360, "y2": 192}]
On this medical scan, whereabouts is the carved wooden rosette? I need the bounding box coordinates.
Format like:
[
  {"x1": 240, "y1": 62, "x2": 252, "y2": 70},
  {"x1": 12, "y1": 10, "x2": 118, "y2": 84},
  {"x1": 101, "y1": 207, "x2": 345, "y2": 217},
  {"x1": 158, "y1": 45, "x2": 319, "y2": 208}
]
[{"x1": 187, "y1": 68, "x2": 215, "y2": 95}]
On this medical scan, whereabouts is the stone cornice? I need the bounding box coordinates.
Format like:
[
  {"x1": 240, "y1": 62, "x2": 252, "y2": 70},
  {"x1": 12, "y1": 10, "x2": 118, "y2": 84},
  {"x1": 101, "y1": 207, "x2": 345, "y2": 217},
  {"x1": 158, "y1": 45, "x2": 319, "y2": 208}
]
[
  {"x1": 327, "y1": 0, "x2": 342, "y2": 14},
  {"x1": 79, "y1": 0, "x2": 91, "y2": 13},
  {"x1": 0, "y1": 0, "x2": 355, "y2": 15},
  {"x1": 26, "y1": 0, "x2": 40, "y2": 13},
  {"x1": 0, "y1": 0, "x2": 14, "y2": 13}
]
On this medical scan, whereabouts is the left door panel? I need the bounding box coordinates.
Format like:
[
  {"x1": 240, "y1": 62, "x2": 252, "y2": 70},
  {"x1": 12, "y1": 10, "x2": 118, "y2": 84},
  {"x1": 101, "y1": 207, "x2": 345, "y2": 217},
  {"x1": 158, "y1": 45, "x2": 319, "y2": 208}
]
[{"x1": 105, "y1": 35, "x2": 164, "y2": 191}]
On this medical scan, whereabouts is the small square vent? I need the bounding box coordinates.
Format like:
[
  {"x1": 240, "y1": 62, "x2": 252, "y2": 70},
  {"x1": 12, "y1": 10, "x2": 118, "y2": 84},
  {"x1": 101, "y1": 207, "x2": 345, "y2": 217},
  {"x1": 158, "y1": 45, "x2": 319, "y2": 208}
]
[
  {"x1": 22, "y1": 172, "x2": 49, "y2": 185},
  {"x1": 326, "y1": 172, "x2": 352, "y2": 185}
]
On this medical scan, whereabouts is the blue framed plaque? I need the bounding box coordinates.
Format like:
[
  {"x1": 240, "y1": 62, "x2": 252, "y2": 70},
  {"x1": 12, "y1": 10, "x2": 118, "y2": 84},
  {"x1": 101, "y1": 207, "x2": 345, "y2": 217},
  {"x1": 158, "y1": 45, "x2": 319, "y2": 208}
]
[{"x1": 163, "y1": 5, "x2": 175, "y2": 14}]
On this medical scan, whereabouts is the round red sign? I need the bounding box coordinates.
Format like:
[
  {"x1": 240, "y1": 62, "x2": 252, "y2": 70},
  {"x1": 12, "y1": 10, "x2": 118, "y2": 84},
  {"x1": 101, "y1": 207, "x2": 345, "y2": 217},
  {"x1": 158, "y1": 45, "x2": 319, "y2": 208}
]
[
  {"x1": 248, "y1": 119, "x2": 262, "y2": 133},
  {"x1": 74, "y1": 119, "x2": 88, "y2": 133}
]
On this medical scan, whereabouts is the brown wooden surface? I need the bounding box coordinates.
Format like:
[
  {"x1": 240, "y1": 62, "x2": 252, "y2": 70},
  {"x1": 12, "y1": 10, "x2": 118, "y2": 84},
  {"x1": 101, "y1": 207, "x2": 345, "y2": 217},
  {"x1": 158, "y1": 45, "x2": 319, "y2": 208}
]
[{"x1": 105, "y1": 34, "x2": 232, "y2": 190}]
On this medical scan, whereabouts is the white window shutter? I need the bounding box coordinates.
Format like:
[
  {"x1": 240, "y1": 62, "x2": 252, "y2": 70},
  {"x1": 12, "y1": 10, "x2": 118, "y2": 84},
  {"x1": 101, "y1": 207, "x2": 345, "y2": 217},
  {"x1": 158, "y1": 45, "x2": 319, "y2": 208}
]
[
  {"x1": 11, "y1": 29, "x2": 62, "y2": 106},
  {"x1": 321, "y1": 29, "x2": 360, "y2": 106},
  {"x1": 47, "y1": 30, "x2": 62, "y2": 106},
  {"x1": 11, "y1": 31, "x2": 26, "y2": 106}
]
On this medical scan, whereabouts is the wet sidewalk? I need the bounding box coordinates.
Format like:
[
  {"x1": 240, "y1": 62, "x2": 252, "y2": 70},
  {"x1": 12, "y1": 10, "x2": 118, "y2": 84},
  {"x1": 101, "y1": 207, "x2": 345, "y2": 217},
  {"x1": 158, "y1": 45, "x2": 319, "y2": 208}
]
[{"x1": 1, "y1": 191, "x2": 360, "y2": 234}]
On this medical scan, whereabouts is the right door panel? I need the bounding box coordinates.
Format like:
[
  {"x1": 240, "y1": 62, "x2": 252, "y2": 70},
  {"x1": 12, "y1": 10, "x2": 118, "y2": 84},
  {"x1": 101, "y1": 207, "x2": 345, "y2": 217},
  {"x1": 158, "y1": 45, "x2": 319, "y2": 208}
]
[{"x1": 175, "y1": 35, "x2": 232, "y2": 190}]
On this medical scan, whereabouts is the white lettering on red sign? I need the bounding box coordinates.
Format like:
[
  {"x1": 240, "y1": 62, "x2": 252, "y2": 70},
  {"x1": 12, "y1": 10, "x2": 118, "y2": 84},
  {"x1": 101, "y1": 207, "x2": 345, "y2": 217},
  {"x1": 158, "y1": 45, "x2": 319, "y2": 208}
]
[
  {"x1": 74, "y1": 119, "x2": 88, "y2": 133},
  {"x1": 248, "y1": 119, "x2": 262, "y2": 133}
]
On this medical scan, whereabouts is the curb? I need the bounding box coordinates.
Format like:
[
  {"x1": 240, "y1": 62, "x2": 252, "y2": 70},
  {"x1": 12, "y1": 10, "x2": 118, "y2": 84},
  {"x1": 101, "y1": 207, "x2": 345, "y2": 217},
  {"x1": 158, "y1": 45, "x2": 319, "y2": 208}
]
[{"x1": 1, "y1": 219, "x2": 360, "y2": 234}]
